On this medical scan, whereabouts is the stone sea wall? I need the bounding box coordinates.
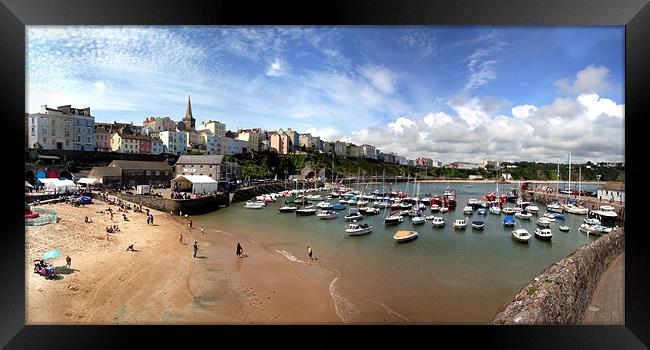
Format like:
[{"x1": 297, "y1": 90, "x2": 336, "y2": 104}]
[
  {"x1": 492, "y1": 228, "x2": 624, "y2": 324},
  {"x1": 113, "y1": 193, "x2": 229, "y2": 215}
]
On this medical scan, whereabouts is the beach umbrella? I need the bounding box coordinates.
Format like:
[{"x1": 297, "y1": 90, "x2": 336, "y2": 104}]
[{"x1": 42, "y1": 250, "x2": 61, "y2": 260}]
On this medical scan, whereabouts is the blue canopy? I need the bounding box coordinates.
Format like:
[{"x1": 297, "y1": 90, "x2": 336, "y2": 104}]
[{"x1": 503, "y1": 216, "x2": 515, "y2": 223}]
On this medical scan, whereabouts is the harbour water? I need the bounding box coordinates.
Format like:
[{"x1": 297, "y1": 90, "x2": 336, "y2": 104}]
[{"x1": 193, "y1": 182, "x2": 604, "y2": 323}]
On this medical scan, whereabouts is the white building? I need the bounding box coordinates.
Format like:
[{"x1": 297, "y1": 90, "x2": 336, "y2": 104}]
[
  {"x1": 334, "y1": 141, "x2": 347, "y2": 157},
  {"x1": 224, "y1": 137, "x2": 250, "y2": 155},
  {"x1": 197, "y1": 120, "x2": 226, "y2": 137},
  {"x1": 360, "y1": 144, "x2": 376, "y2": 159},
  {"x1": 159, "y1": 131, "x2": 188, "y2": 156},
  {"x1": 597, "y1": 182, "x2": 625, "y2": 203},
  {"x1": 28, "y1": 104, "x2": 95, "y2": 151},
  {"x1": 237, "y1": 131, "x2": 259, "y2": 152}
]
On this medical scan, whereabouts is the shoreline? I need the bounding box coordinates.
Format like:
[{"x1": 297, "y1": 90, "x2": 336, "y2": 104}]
[{"x1": 25, "y1": 197, "x2": 343, "y2": 324}]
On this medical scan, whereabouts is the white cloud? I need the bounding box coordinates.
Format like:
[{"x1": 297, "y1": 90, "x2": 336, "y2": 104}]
[
  {"x1": 463, "y1": 42, "x2": 506, "y2": 92},
  {"x1": 398, "y1": 29, "x2": 438, "y2": 61},
  {"x1": 358, "y1": 64, "x2": 396, "y2": 94},
  {"x1": 266, "y1": 58, "x2": 287, "y2": 77},
  {"x1": 554, "y1": 65, "x2": 615, "y2": 96},
  {"x1": 511, "y1": 104, "x2": 538, "y2": 119},
  {"x1": 347, "y1": 92, "x2": 623, "y2": 163}
]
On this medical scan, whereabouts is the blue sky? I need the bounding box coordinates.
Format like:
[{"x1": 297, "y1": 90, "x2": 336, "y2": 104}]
[{"x1": 27, "y1": 26, "x2": 624, "y2": 163}]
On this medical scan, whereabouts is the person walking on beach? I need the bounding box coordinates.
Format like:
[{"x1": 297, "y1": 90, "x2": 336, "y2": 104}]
[
  {"x1": 146, "y1": 215, "x2": 150, "y2": 225},
  {"x1": 66, "y1": 255, "x2": 71, "y2": 269},
  {"x1": 193, "y1": 241, "x2": 198, "y2": 258},
  {"x1": 201, "y1": 227, "x2": 204, "y2": 235},
  {"x1": 307, "y1": 246, "x2": 313, "y2": 261},
  {"x1": 149, "y1": 214, "x2": 154, "y2": 225},
  {"x1": 236, "y1": 242, "x2": 243, "y2": 258},
  {"x1": 179, "y1": 234, "x2": 183, "y2": 244}
]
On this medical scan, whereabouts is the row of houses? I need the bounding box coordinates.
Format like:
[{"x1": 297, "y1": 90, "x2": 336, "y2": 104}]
[{"x1": 26, "y1": 97, "x2": 496, "y2": 169}]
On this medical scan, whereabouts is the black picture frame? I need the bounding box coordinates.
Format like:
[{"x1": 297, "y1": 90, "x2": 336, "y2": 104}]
[{"x1": 2, "y1": 0, "x2": 648, "y2": 348}]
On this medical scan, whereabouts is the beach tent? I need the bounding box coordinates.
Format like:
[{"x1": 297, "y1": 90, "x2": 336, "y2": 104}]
[
  {"x1": 38, "y1": 178, "x2": 77, "y2": 194},
  {"x1": 77, "y1": 178, "x2": 99, "y2": 185},
  {"x1": 171, "y1": 175, "x2": 218, "y2": 194}
]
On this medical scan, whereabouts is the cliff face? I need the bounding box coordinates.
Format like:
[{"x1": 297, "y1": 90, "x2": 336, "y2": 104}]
[{"x1": 492, "y1": 229, "x2": 624, "y2": 324}]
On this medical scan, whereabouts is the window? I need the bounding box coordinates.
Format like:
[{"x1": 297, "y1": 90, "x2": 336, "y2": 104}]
[
  {"x1": 31, "y1": 128, "x2": 35, "y2": 136},
  {"x1": 65, "y1": 130, "x2": 70, "y2": 138},
  {"x1": 76, "y1": 127, "x2": 82, "y2": 135},
  {"x1": 86, "y1": 127, "x2": 91, "y2": 135},
  {"x1": 146, "y1": 171, "x2": 151, "y2": 176},
  {"x1": 42, "y1": 127, "x2": 48, "y2": 135},
  {"x1": 64, "y1": 120, "x2": 71, "y2": 129},
  {"x1": 42, "y1": 117, "x2": 48, "y2": 125},
  {"x1": 156, "y1": 171, "x2": 160, "y2": 176},
  {"x1": 65, "y1": 140, "x2": 69, "y2": 147},
  {"x1": 42, "y1": 138, "x2": 47, "y2": 144},
  {"x1": 86, "y1": 136, "x2": 91, "y2": 144},
  {"x1": 76, "y1": 136, "x2": 81, "y2": 143}
]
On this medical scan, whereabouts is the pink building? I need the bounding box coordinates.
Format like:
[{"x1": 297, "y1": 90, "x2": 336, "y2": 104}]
[
  {"x1": 95, "y1": 125, "x2": 112, "y2": 152},
  {"x1": 139, "y1": 137, "x2": 152, "y2": 154}
]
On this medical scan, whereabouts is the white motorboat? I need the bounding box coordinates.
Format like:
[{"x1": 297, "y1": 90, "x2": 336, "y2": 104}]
[
  {"x1": 526, "y1": 205, "x2": 539, "y2": 213},
  {"x1": 425, "y1": 215, "x2": 435, "y2": 220},
  {"x1": 547, "y1": 202, "x2": 564, "y2": 214},
  {"x1": 278, "y1": 205, "x2": 297, "y2": 212},
  {"x1": 579, "y1": 224, "x2": 601, "y2": 235},
  {"x1": 317, "y1": 210, "x2": 337, "y2": 219},
  {"x1": 345, "y1": 210, "x2": 363, "y2": 221},
  {"x1": 345, "y1": 221, "x2": 372, "y2": 236},
  {"x1": 463, "y1": 206, "x2": 473, "y2": 214},
  {"x1": 534, "y1": 228, "x2": 553, "y2": 241},
  {"x1": 394, "y1": 230, "x2": 418, "y2": 242},
  {"x1": 384, "y1": 215, "x2": 404, "y2": 225},
  {"x1": 584, "y1": 217, "x2": 601, "y2": 225},
  {"x1": 305, "y1": 194, "x2": 324, "y2": 201},
  {"x1": 453, "y1": 219, "x2": 467, "y2": 229},
  {"x1": 564, "y1": 203, "x2": 589, "y2": 215},
  {"x1": 439, "y1": 206, "x2": 449, "y2": 213},
  {"x1": 477, "y1": 208, "x2": 487, "y2": 215},
  {"x1": 356, "y1": 199, "x2": 369, "y2": 206},
  {"x1": 316, "y1": 201, "x2": 333, "y2": 209},
  {"x1": 245, "y1": 201, "x2": 265, "y2": 209},
  {"x1": 431, "y1": 217, "x2": 445, "y2": 227},
  {"x1": 536, "y1": 217, "x2": 552, "y2": 227},
  {"x1": 543, "y1": 212, "x2": 557, "y2": 222},
  {"x1": 411, "y1": 215, "x2": 426, "y2": 225},
  {"x1": 589, "y1": 206, "x2": 618, "y2": 227},
  {"x1": 502, "y1": 207, "x2": 515, "y2": 215},
  {"x1": 512, "y1": 228, "x2": 531, "y2": 243},
  {"x1": 489, "y1": 206, "x2": 502, "y2": 215},
  {"x1": 515, "y1": 211, "x2": 532, "y2": 220},
  {"x1": 430, "y1": 204, "x2": 440, "y2": 212},
  {"x1": 558, "y1": 225, "x2": 570, "y2": 232},
  {"x1": 365, "y1": 207, "x2": 381, "y2": 215}
]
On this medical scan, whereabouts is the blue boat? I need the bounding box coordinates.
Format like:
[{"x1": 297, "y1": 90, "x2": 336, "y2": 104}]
[
  {"x1": 471, "y1": 220, "x2": 485, "y2": 230},
  {"x1": 477, "y1": 208, "x2": 487, "y2": 215},
  {"x1": 331, "y1": 203, "x2": 347, "y2": 210},
  {"x1": 72, "y1": 195, "x2": 93, "y2": 204},
  {"x1": 554, "y1": 213, "x2": 565, "y2": 220},
  {"x1": 503, "y1": 215, "x2": 515, "y2": 226}
]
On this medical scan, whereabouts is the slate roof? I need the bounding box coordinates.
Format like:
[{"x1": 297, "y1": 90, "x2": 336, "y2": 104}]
[
  {"x1": 175, "y1": 155, "x2": 224, "y2": 165},
  {"x1": 109, "y1": 160, "x2": 172, "y2": 171}
]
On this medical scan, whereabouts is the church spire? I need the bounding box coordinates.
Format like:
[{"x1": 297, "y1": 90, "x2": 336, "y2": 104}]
[
  {"x1": 185, "y1": 95, "x2": 192, "y2": 119},
  {"x1": 183, "y1": 95, "x2": 195, "y2": 131}
]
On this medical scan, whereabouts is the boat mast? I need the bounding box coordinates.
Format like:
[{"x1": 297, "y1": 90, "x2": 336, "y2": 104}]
[
  {"x1": 579, "y1": 166, "x2": 582, "y2": 202},
  {"x1": 569, "y1": 152, "x2": 571, "y2": 198},
  {"x1": 556, "y1": 157, "x2": 560, "y2": 202}
]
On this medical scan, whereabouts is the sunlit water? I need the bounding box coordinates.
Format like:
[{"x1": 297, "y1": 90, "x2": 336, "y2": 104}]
[{"x1": 193, "y1": 182, "x2": 602, "y2": 324}]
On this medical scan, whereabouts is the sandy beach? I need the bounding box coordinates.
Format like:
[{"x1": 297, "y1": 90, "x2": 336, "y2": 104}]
[{"x1": 25, "y1": 197, "x2": 342, "y2": 324}]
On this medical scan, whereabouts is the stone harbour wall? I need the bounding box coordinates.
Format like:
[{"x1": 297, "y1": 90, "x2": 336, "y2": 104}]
[
  {"x1": 491, "y1": 228, "x2": 625, "y2": 324},
  {"x1": 112, "y1": 193, "x2": 230, "y2": 215}
]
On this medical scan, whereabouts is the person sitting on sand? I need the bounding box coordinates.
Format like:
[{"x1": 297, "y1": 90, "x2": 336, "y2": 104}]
[
  {"x1": 123, "y1": 213, "x2": 129, "y2": 221},
  {"x1": 126, "y1": 244, "x2": 134, "y2": 251},
  {"x1": 106, "y1": 226, "x2": 114, "y2": 233}
]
